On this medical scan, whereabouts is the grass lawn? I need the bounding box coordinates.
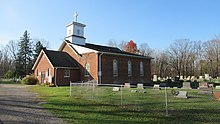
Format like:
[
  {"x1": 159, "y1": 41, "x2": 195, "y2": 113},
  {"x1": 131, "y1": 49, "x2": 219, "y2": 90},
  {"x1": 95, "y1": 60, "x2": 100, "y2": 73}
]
[
  {"x1": 0, "y1": 79, "x2": 18, "y2": 84},
  {"x1": 33, "y1": 86, "x2": 220, "y2": 124}
]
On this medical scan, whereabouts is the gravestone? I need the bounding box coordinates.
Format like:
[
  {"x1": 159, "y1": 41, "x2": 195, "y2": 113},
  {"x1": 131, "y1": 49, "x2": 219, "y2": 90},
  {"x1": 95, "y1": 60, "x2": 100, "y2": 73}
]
[
  {"x1": 124, "y1": 83, "x2": 131, "y2": 88},
  {"x1": 175, "y1": 91, "x2": 188, "y2": 98},
  {"x1": 153, "y1": 84, "x2": 161, "y2": 90},
  {"x1": 198, "y1": 82, "x2": 212, "y2": 95},
  {"x1": 179, "y1": 76, "x2": 184, "y2": 80},
  {"x1": 186, "y1": 76, "x2": 190, "y2": 81},
  {"x1": 153, "y1": 75, "x2": 157, "y2": 82},
  {"x1": 191, "y1": 76, "x2": 195, "y2": 81},
  {"x1": 216, "y1": 86, "x2": 220, "y2": 89},
  {"x1": 113, "y1": 87, "x2": 120, "y2": 91},
  {"x1": 205, "y1": 74, "x2": 210, "y2": 80},
  {"x1": 137, "y1": 83, "x2": 144, "y2": 89},
  {"x1": 199, "y1": 76, "x2": 203, "y2": 82},
  {"x1": 131, "y1": 90, "x2": 137, "y2": 93},
  {"x1": 199, "y1": 82, "x2": 209, "y2": 89},
  {"x1": 182, "y1": 82, "x2": 191, "y2": 89},
  {"x1": 158, "y1": 77, "x2": 161, "y2": 81}
]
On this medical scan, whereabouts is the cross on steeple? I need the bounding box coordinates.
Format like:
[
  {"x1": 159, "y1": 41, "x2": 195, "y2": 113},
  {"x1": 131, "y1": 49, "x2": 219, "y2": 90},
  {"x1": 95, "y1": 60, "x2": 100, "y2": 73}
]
[{"x1": 74, "y1": 12, "x2": 78, "y2": 22}]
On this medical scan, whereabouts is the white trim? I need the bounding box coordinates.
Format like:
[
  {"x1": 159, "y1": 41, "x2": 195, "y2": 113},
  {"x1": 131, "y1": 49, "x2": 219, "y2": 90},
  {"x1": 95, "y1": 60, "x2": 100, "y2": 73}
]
[
  {"x1": 32, "y1": 50, "x2": 54, "y2": 70},
  {"x1": 54, "y1": 67, "x2": 79, "y2": 69}
]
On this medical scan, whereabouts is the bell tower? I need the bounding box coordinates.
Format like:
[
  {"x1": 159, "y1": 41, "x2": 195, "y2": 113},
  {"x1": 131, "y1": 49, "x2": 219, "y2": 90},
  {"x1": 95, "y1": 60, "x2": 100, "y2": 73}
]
[{"x1": 65, "y1": 12, "x2": 86, "y2": 45}]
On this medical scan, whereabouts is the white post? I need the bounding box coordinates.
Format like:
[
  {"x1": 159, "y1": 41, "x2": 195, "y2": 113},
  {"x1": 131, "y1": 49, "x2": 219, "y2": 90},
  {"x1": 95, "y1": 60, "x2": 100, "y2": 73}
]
[
  {"x1": 70, "y1": 81, "x2": 72, "y2": 97},
  {"x1": 165, "y1": 86, "x2": 168, "y2": 116},
  {"x1": 121, "y1": 85, "x2": 123, "y2": 106}
]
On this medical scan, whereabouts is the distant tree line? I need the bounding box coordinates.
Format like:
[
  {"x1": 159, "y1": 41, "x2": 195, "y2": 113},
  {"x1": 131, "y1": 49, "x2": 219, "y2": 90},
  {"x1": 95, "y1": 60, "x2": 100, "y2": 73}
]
[
  {"x1": 0, "y1": 30, "x2": 48, "y2": 78},
  {"x1": 108, "y1": 36, "x2": 220, "y2": 78}
]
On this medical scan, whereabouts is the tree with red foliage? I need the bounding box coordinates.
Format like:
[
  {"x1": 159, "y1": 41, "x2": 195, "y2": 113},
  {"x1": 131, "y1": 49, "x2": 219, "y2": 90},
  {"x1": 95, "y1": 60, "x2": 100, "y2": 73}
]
[{"x1": 124, "y1": 40, "x2": 137, "y2": 54}]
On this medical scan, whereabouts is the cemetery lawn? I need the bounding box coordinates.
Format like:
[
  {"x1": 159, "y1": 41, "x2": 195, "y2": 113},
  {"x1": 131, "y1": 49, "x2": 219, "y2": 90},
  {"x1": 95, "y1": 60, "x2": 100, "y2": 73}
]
[{"x1": 33, "y1": 86, "x2": 220, "y2": 124}]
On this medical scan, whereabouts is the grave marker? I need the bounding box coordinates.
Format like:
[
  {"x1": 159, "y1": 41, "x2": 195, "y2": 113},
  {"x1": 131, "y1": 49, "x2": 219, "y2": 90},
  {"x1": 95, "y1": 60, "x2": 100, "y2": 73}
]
[
  {"x1": 137, "y1": 83, "x2": 144, "y2": 89},
  {"x1": 175, "y1": 91, "x2": 188, "y2": 98},
  {"x1": 113, "y1": 87, "x2": 120, "y2": 91},
  {"x1": 153, "y1": 84, "x2": 161, "y2": 90},
  {"x1": 216, "y1": 86, "x2": 220, "y2": 89},
  {"x1": 182, "y1": 82, "x2": 191, "y2": 89},
  {"x1": 124, "y1": 83, "x2": 131, "y2": 88}
]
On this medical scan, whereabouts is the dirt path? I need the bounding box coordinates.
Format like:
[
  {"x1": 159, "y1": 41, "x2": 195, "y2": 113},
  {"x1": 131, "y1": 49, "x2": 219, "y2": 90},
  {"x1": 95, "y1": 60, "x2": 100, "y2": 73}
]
[{"x1": 0, "y1": 84, "x2": 65, "y2": 124}]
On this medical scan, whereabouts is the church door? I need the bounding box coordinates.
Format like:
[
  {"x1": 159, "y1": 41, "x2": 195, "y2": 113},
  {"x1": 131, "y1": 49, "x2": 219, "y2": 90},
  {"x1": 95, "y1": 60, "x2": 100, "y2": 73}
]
[{"x1": 41, "y1": 72, "x2": 46, "y2": 83}]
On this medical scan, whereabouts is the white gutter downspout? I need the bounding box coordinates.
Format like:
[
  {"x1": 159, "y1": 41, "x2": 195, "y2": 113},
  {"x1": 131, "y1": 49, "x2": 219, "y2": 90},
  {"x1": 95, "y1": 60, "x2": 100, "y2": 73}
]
[
  {"x1": 54, "y1": 67, "x2": 58, "y2": 87},
  {"x1": 98, "y1": 53, "x2": 104, "y2": 84}
]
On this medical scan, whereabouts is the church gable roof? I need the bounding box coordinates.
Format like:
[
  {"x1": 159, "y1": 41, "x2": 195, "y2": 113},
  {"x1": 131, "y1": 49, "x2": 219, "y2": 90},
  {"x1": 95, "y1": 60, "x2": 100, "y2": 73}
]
[
  {"x1": 80, "y1": 43, "x2": 152, "y2": 59},
  {"x1": 32, "y1": 49, "x2": 79, "y2": 70},
  {"x1": 43, "y1": 50, "x2": 79, "y2": 68}
]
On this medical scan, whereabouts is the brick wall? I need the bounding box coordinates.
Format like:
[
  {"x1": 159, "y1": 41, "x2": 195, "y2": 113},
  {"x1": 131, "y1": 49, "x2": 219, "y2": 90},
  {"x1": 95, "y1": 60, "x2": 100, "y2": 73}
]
[
  {"x1": 101, "y1": 54, "x2": 151, "y2": 85},
  {"x1": 34, "y1": 53, "x2": 54, "y2": 83},
  {"x1": 54, "y1": 68, "x2": 80, "y2": 86},
  {"x1": 60, "y1": 43, "x2": 98, "y2": 82}
]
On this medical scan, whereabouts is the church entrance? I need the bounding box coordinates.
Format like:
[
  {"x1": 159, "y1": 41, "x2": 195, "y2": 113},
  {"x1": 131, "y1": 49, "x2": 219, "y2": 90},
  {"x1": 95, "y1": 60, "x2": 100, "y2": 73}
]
[{"x1": 41, "y1": 72, "x2": 46, "y2": 83}]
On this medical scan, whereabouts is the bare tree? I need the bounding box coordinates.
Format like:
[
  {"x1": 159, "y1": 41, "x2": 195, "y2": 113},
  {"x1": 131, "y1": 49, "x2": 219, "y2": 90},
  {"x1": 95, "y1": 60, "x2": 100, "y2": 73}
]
[
  {"x1": 138, "y1": 43, "x2": 153, "y2": 56},
  {"x1": 107, "y1": 39, "x2": 118, "y2": 47},
  {"x1": 6, "y1": 40, "x2": 18, "y2": 60}
]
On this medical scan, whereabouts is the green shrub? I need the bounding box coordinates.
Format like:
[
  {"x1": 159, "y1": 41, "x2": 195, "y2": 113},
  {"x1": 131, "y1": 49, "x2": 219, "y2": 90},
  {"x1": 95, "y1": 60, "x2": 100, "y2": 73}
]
[
  {"x1": 4, "y1": 70, "x2": 13, "y2": 79},
  {"x1": 41, "y1": 82, "x2": 55, "y2": 87},
  {"x1": 22, "y1": 75, "x2": 38, "y2": 85}
]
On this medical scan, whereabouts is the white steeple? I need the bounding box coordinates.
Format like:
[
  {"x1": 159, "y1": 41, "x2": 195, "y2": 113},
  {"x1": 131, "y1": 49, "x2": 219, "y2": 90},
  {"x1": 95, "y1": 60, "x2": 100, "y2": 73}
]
[{"x1": 65, "y1": 12, "x2": 86, "y2": 45}]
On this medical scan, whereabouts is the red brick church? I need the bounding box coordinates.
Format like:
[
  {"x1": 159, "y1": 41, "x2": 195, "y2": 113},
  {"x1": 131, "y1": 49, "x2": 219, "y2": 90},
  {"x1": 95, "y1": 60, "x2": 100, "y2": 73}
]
[{"x1": 32, "y1": 16, "x2": 152, "y2": 86}]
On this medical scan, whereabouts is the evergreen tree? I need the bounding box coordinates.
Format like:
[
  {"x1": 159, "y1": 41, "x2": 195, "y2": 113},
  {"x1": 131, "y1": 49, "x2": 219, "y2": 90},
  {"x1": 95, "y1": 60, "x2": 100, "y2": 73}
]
[
  {"x1": 16, "y1": 30, "x2": 33, "y2": 77},
  {"x1": 33, "y1": 41, "x2": 44, "y2": 62}
]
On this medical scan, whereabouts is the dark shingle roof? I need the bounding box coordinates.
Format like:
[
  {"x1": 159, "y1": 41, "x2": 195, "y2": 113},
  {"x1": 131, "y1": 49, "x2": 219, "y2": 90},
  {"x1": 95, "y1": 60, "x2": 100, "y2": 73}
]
[
  {"x1": 77, "y1": 43, "x2": 152, "y2": 59},
  {"x1": 43, "y1": 49, "x2": 79, "y2": 68}
]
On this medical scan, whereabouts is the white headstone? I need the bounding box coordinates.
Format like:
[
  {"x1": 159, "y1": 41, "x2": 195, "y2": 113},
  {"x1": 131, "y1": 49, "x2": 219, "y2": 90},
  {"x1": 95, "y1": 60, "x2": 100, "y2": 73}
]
[
  {"x1": 186, "y1": 76, "x2": 190, "y2": 80},
  {"x1": 180, "y1": 76, "x2": 184, "y2": 80},
  {"x1": 137, "y1": 83, "x2": 144, "y2": 89},
  {"x1": 153, "y1": 75, "x2": 158, "y2": 82},
  {"x1": 158, "y1": 77, "x2": 161, "y2": 81},
  {"x1": 175, "y1": 91, "x2": 188, "y2": 98},
  {"x1": 124, "y1": 83, "x2": 130, "y2": 88},
  {"x1": 182, "y1": 82, "x2": 191, "y2": 89},
  {"x1": 205, "y1": 74, "x2": 210, "y2": 80},
  {"x1": 153, "y1": 84, "x2": 161, "y2": 90},
  {"x1": 113, "y1": 87, "x2": 120, "y2": 91},
  {"x1": 216, "y1": 86, "x2": 220, "y2": 89},
  {"x1": 191, "y1": 76, "x2": 195, "y2": 81}
]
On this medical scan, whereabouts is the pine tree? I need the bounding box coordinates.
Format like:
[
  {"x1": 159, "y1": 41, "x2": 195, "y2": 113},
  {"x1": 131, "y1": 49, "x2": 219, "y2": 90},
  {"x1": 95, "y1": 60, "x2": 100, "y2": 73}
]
[
  {"x1": 16, "y1": 30, "x2": 33, "y2": 77},
  {"x1": 33, "y1": 41, "x2": 45, "y2": 63}
]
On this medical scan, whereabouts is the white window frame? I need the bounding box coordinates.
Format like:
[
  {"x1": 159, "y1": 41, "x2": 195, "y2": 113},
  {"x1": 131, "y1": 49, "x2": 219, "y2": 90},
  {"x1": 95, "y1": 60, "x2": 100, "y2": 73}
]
[
  {"x1": 128, "y1": 60, "x2": 132, "y2": 77},
  {"x1": 85, "y1": 63, "x2": 90, "y2": 77},
  {"x1": 113, "y1": 59, "x2": 118, "y2": 77},
  {"x1": 140, "y1": 62, "x2": 144, "y2": 77},
  {"x1": 64, "y1": 69, "x2": 70, "y2": 77}
]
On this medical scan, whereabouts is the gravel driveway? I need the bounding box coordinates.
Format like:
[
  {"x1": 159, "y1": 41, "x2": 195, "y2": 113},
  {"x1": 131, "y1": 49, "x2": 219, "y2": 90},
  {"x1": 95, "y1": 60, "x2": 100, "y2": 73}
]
[{"x1": 0, "y1": 84, "x2": 65, "y2": 124}]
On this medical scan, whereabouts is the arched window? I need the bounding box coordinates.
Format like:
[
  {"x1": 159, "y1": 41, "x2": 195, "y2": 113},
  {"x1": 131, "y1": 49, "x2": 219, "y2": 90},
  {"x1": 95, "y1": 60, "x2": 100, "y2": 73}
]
[
  {"x1": 140, "y1": 62, "x2": 144, "y2": 76},
  {"x1": 128, "y1": 60, "x2": 132, "y2": 77},
  {"x1": 85, "y1": 63, "x2": 90, "y2": 76},
  {"x1": 113, "y1": 59, "x2": 118, "y2": 77}
]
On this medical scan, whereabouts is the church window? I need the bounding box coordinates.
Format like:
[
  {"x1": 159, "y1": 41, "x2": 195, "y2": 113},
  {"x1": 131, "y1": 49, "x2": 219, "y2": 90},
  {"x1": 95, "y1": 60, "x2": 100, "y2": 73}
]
[
  {"x1": 140, "y1": 62, "x2": 144, "y2": 76},
  {"x1": 64, "y1": 69, "x2": 70, "y2": 77},
  {"x1": 128, "y1": 60, "x2": 132, "y2": 77},
  {"x1": 85, "y1": 63, "x2": 90, "y2": 76},
  {"x1": 113, "y1": 59, "x2": 118, "y2": 77},
  {"x1": 47, "y1": 68, "x2": 50, "y2": 77},
  {"x1": 77, "y1": 29, "x2": 80, "y2": 35}
]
